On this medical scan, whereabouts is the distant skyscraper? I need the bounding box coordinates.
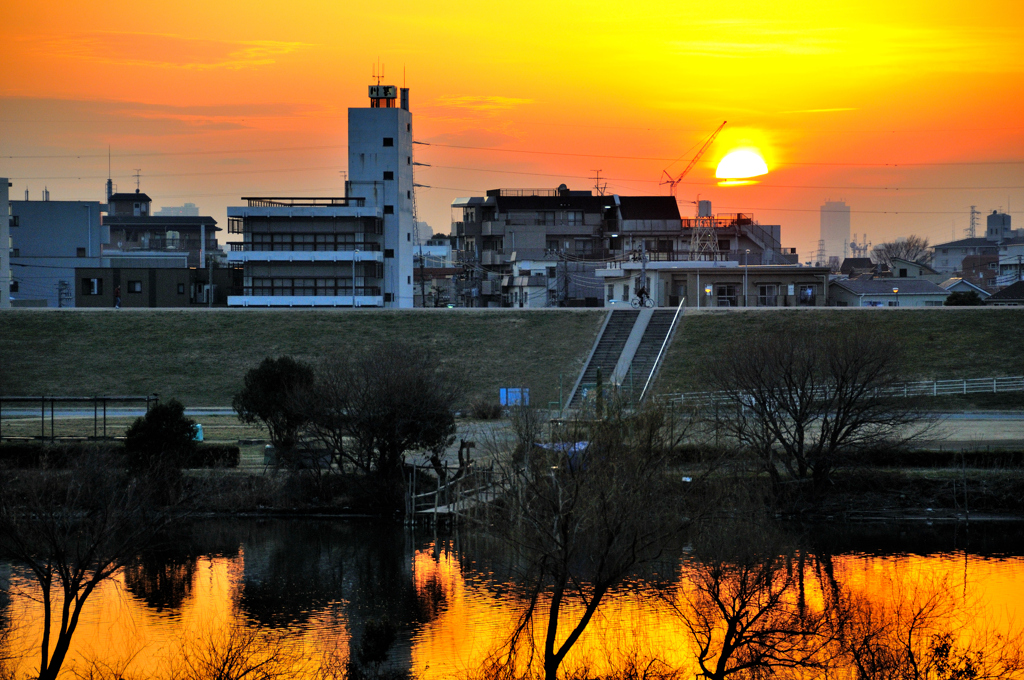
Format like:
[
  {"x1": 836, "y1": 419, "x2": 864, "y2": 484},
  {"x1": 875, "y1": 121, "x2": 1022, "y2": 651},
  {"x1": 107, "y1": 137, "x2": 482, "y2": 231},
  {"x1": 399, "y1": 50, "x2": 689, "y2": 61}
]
[{"x1": 820, "y1": 200, "x2": 851, "y2": 261}]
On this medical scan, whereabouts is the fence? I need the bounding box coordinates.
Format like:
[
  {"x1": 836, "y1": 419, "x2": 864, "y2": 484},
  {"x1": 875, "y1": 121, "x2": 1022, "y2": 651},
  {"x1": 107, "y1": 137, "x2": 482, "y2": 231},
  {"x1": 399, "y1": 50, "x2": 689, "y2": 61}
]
[
  {"x1": 405, "y1": 461, "x2": 502, "y2": 523},
  {"x1": 665, "y1": 376, "x2": 1024, "y2": 406},
  {"x1": 0, "y1": 395, "x2": 160, "y2": 441}
]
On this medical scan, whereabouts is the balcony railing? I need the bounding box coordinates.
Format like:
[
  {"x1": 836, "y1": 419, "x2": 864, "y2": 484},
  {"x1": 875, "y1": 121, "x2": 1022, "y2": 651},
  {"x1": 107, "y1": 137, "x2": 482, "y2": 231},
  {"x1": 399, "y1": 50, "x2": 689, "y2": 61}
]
[
  {"x1": 230, "y1": 242, "x2": 382, "y2": 252},
  {"x1": 241, "y1": 197, "x2": 365, "y2": 208},
  {"x1": 243, "y1": 286, "x2": 382, "y2": 297}
]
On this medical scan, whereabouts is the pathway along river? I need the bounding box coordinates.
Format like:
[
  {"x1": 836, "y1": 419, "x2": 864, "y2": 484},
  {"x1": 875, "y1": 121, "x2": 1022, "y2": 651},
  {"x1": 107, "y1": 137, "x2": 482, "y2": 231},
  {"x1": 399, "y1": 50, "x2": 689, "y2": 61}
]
[{"x1": 3, "y1": 519, "x2": 1024, "y2": 679}]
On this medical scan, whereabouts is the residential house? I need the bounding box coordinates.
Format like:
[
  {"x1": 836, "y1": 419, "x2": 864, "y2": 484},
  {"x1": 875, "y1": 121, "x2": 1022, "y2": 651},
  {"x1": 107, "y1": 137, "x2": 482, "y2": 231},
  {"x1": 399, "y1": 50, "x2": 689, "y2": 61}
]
[{"x1": 829, "y1": 278, "x2": 949, "y2": 307}]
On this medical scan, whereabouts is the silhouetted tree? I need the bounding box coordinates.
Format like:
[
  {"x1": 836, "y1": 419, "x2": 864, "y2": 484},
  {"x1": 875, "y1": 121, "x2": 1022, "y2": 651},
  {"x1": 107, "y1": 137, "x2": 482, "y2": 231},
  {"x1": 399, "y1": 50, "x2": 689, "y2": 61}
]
[
  {"x1": 233, "y1": 356, "x2": 315, "y2": 454},
  {"x1": 297, "y1": 342, "x2": 463, "y2": 510},
  {"x1": 872, "y1": 235, "x2": 932, "y2": 268},
  {"x1": 710, "y1": 329, "x2": 926, "y2": 488},
  {"x1": 485, "y1": 402, "x2": 693, "y2": 680},
  {"x1": 0, "y1": 451, "x2": 184, "y2": 680}
]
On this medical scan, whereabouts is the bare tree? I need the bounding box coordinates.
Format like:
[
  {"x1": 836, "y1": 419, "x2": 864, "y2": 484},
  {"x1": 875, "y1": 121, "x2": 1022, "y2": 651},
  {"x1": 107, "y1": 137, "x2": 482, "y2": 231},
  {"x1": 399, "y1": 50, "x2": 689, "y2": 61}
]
[
  {"x1": 296, "y1": 342, "x2": 464, "y2": 510},
  {"x1": 0, "y1": 452, "x2": 184, "y2": 680},
  {"x1": 842, "y1": 573, "x2": 1024, "y2": 680},
  {"x1": 872, "y1": 235, "x2": 932, "y2": 268},
  {"x1": 671, "y1": 512, "x2": 847, "y2": 680},
  {"x1": 710, "y1": 329, "x2": 926, "y2": 488},
  {"x1": 485, "y1": 402, "x2": 692, "y2": 680}
]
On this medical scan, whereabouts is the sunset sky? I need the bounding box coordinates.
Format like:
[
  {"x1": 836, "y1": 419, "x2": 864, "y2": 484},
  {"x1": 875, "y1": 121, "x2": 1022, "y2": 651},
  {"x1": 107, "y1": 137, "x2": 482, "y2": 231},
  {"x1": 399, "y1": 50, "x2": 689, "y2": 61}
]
[{"x1": 3, "y1": 0, "x2": 1023, "y2": 259}]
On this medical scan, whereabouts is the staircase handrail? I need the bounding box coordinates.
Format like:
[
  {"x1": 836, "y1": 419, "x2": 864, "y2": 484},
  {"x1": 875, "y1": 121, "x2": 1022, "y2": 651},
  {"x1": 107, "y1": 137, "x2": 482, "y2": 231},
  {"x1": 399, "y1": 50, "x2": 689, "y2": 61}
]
[{"x1": 639, "y1": 298, "x2": 685, "y2": 402}]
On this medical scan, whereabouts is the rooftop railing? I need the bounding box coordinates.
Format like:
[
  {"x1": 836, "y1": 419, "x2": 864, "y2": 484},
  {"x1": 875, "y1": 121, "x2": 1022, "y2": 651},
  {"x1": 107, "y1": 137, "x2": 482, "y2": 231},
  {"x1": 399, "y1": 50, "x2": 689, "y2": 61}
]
[{"x1": 242, "y1": 197, "x2": 365, "y2": 207}]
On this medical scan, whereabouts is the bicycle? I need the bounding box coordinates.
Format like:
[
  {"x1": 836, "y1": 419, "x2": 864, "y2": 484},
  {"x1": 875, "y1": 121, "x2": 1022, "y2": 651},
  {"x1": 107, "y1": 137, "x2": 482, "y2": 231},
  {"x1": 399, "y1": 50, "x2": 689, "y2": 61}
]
[{"x1": 630, "y1": 295, "x2": 655, "y2": 309}]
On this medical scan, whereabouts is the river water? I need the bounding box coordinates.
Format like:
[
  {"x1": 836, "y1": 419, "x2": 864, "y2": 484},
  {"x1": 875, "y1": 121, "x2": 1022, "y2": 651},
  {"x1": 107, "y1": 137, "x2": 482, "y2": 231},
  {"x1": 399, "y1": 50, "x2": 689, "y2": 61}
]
[{"x1": 2, "y1": 519, "x2": 1023, "y2": 679}]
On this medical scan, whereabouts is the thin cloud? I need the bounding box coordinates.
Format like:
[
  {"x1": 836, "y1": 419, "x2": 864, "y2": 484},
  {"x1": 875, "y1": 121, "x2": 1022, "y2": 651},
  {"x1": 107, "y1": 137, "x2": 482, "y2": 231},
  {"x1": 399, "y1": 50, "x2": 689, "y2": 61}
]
[
  {"x1": 431, "y1": 96, "x2": 533, "y2": 112},
  {"x1": 781, "y1": 108, "x2": 859, "y2": 114},
  {"x1": 23, "y1": 32, "x2": 309, "y2": 70}
]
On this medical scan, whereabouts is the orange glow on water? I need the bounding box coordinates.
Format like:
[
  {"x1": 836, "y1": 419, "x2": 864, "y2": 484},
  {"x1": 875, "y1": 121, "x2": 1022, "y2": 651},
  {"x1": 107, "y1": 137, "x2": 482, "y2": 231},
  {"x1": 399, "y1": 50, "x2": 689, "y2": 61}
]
[{"x1": 5, "y1": 537, "x2": 1024, "y2": 679}]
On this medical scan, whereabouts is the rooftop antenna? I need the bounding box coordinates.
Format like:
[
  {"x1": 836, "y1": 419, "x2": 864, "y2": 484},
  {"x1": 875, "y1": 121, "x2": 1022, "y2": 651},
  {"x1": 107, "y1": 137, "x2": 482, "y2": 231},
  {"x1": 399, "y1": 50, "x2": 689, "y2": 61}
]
[
  {"x1": 133, "y1": 169, "x2": 142, "y2": 192},
  {"x1": 105, "y1": 146, "x2": 114, "y2": 201},
  {"x1": 372, "y1": 59, "x2": 384, "y2": 85},
  {"x1": 592, "y1": 169, "x2": 607, "y2": 196}
]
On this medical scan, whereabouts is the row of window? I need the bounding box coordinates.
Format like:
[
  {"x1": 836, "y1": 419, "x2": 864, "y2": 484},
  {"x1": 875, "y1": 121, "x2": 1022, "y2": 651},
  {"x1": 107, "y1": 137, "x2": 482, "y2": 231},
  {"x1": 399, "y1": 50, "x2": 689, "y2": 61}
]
[
  {"x1": 607, "y1": 283, "x2": 818, "y2": 306},
  {"x1": 81, "y1": 279, "x2": 186, "y2": 296},
  {"x1": 247, "y1": 233, "x2": 383, "y2": 252},
  {"x1": 248, "y1": 277, "x2": 382, "y2": 297}
]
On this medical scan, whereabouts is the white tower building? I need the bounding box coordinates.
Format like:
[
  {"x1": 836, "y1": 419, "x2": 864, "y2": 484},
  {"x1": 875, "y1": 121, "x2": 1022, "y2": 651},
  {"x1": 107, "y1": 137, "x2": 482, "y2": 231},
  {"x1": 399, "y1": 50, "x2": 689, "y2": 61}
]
[
  {"x1": 820, "y1": 200, "x2": 851, "y2": 262},
  {"x1": 348, "y1": 86, "x2": 415, "y2": 309}
]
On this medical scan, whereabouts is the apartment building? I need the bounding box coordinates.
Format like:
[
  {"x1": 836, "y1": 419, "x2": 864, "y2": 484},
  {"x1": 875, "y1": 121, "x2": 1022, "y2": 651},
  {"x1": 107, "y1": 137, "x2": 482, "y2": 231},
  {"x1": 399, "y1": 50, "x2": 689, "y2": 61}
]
[
  {"x1": 227, "y1": 86, "x2": 415, "y2": 308},
  {"x1": 450, "y1": 185, "x2": 796, "y2": 307}
]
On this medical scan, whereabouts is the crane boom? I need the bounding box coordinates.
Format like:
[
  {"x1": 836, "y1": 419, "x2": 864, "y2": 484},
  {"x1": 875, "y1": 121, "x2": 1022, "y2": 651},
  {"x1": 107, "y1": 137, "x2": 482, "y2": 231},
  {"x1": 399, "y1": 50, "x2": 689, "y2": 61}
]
[{"x1": 661, "y1": 120, "x2": 727, "y2": 196}]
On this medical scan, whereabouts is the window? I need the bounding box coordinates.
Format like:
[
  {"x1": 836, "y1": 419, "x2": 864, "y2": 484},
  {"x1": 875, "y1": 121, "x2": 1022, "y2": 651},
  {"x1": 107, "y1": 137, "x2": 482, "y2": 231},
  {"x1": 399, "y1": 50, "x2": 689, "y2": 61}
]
[
  {"x1": 177, "y1": 283, "x2": 185, "y2": 295},
  {"x1": 384, "y1": 205, "x2": 394, "y2": 214},
  {"x1": 383, "y1": 171, "x2": 394, "y2": 180},
  {"x1": 925, "y1": 300, "x2": 943, "y2": 306},
  {"x1": 407, "y1": 157, "x2": 411, "y2": 165},
  {"x1": 757, "y1": 284, "x2": 778, "y2": 307},
  {"x1": 608, "y1": 285, "x2": 614, "y2": 300},
  {"x1": 383, "y1": 137, "x2": 394, "y2": 147},
  {"x1": 899, "y1": 268, "x2": 908, "y2": 277},
  {"x1": 128, "y1": 280, "x2": 142, "y2": 294},
  {"x1": 888, "y1": 301, "x2": 899, "y2": 307},
  {"x1": 77, "y1": 247, "x2": 86, "y2": 257},
  {"x1": 11, "y1": 249, "x2": 18, "y2": 257},
  {"x1": 716, "y1": 284, "x2": 738, "y2": 307},
  {"x1": 384, "y1": 293, "x2": 393, "y2": 302},
  {"x1": 407, "y1": 123, "x2": 411, "y2": 131},
  {"x1": 407, "y1": 190, "x2": 411, "y2": 199},
  {"x1": 82, "y1": 278, "x2": 102, "y2": 295},
  {"x1": 798, "y1": 284, "x2": 817, "y2": 306},
  {"x1": 385, "y1": 249, "x2": 394, "y2": 258},
  {"x1": 622, "y1": 284, "x2": 629, "y2": 301},
  {"x1": 407, "y1": 276, "x2": 411, "y2": 284},
  {"x1": 10, "y1": 281, "x2": 18, "y2": 293}
]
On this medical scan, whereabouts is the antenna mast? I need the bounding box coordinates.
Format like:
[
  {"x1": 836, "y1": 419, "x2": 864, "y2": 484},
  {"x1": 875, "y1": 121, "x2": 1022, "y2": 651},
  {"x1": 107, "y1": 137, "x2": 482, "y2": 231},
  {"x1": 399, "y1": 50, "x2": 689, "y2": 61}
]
[
  {"x1": 592, "y1": 169, "x2": 607, "y2": 196},
  {"x1": 133, "y1": 169, "x2": 142, "y2": 192}
]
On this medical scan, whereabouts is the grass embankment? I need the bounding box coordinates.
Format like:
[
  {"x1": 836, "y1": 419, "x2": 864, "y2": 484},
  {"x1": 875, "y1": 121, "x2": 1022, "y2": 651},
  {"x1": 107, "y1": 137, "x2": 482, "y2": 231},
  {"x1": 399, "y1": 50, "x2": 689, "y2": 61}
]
[
  {"x1": 0, "y1": 309, "x2": 605, "y2": 407},
  {"x1": 656, "y1": 307, "x2": 1024, "y2": 395}
]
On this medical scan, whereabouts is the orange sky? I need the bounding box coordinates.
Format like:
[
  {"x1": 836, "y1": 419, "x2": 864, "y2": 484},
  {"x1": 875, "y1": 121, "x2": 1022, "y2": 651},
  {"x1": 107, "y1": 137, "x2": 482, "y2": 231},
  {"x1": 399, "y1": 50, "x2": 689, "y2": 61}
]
[{"x1": 2, "y1": 0, "x2": 1023, "y2": 258}]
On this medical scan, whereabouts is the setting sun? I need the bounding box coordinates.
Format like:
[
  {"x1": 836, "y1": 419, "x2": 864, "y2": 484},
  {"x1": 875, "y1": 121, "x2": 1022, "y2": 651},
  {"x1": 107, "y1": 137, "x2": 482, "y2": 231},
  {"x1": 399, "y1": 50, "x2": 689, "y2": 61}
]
[{"x1": 715, "y1": 149, "x2": 770, "y2": 180}]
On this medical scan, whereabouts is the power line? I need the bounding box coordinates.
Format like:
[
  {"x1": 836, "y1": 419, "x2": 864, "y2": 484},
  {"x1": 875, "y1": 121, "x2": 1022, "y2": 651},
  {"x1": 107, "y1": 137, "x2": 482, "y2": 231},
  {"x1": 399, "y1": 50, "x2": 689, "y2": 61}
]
[{"x1": 413, "y1": 141, "x2": 1024, "y2": 166}]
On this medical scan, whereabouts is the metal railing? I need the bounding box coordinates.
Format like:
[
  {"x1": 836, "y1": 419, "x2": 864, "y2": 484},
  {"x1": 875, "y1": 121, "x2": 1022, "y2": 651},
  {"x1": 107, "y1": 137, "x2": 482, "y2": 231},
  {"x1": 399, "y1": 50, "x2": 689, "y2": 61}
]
[
  {"x1": 640, "y1": 298, "x2": 686, "y2": 402},
  {"x1": 665, "y1": 376, "x2": 1024, "y2": 405},
  {"x1": 242, "y1": 197, "x2": 364, "y2": 207}
]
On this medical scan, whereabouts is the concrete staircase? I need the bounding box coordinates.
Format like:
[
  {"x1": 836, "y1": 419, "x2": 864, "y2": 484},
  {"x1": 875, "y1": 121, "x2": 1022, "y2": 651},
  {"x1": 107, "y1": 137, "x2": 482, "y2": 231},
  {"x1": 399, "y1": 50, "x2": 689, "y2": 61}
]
[
  {"x1": 624, "y1": 309, "x2": 678, "y2": 397},
  {"x1": 567, "y1": 309, "x2": 639, "y2": 408}
]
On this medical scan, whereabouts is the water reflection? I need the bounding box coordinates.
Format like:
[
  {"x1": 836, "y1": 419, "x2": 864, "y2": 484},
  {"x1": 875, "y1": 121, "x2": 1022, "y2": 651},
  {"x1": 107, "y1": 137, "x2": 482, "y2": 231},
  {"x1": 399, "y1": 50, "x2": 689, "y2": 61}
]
[{"x1": 1, "y1": 519, "x2": 1022, "y2": 679}]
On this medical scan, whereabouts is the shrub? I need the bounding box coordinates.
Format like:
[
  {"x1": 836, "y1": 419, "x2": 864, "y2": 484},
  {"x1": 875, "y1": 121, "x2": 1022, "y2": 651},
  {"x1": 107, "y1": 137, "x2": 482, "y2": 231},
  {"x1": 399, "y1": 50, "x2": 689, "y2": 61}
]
[
  {"x1": 124, "y1": 399, "x2": 197, "y2": 472},
  {"x1": 469, "y1": 399, "x2": 503, "y2": 420},
  {"x1": 184, "y1": 444, "x2": 240, "y2": 469}
]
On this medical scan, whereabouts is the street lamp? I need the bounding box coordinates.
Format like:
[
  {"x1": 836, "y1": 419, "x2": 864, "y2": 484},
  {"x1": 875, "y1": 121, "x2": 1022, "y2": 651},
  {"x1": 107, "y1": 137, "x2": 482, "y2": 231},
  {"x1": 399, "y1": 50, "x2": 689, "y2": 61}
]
[
  {"x1": 744, "y1": 248, "x2": 750, "y2": 307},
  {"x1": 705, "y1": 284, "x2": 713, "y2": 307},
  {"x1": 892, "y1": 286, "x2": 899, "y2": 307}
]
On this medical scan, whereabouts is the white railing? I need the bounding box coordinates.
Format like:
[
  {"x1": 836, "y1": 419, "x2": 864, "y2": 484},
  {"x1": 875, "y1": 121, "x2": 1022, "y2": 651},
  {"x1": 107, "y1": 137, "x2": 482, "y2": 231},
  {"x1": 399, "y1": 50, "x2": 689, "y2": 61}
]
[
  {"x1": 665, "y1": 376, "x2": 1024, "y2": 405},
  {"x1": 639, "y1": 298, "x2": 686, "y2": 402}
]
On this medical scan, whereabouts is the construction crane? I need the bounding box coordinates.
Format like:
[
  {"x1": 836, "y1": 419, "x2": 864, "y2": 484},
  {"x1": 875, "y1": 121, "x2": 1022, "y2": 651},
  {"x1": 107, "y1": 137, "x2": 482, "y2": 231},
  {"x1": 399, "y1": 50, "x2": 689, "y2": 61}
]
[{"x1": 660, "y1": 120, "x2": 727, "y2": 197}]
